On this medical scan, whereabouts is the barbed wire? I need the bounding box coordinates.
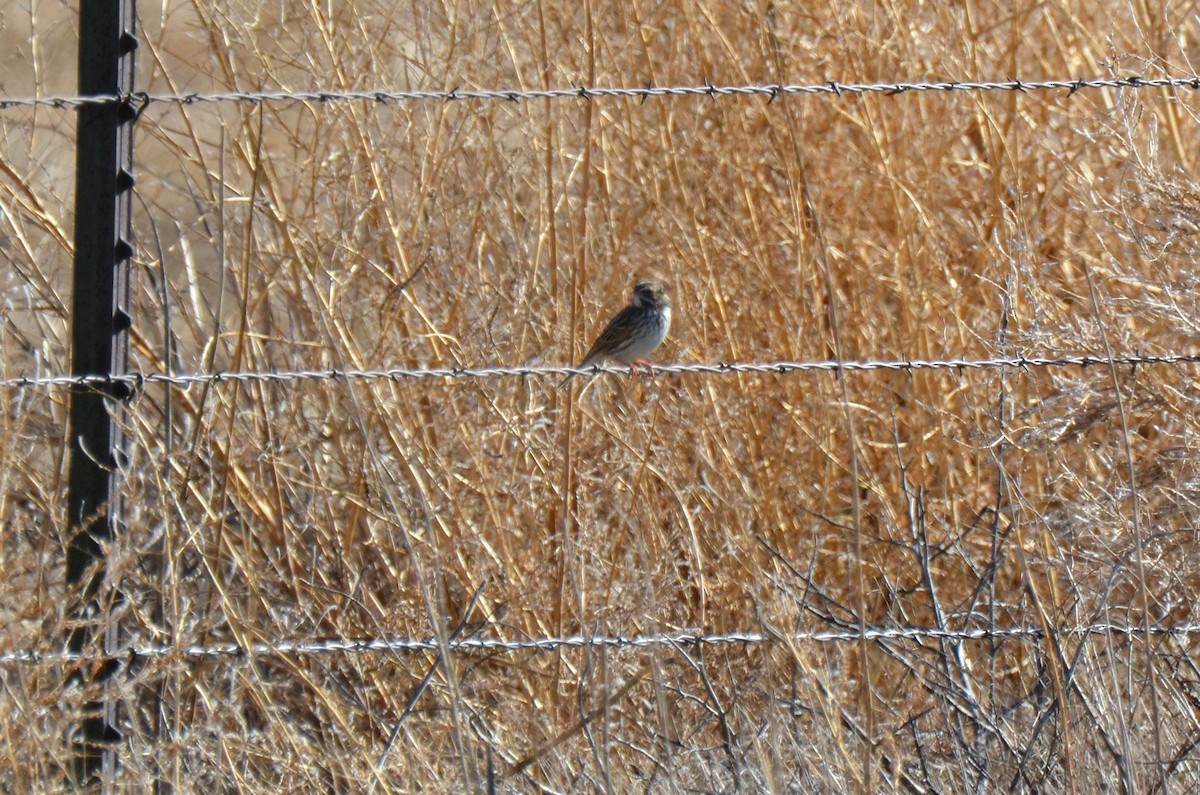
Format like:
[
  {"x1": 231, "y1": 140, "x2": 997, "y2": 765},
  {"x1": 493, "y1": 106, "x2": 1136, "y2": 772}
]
[
  {"x1": 5, "y1": 351, "x2": 1198, "y2": 392},
  {"x1": 1, "y1": 75, "x2": 1196, "y2": 112},
  {"x1": 3, "y1": 622, "x2": 1196, "y2": 668}
]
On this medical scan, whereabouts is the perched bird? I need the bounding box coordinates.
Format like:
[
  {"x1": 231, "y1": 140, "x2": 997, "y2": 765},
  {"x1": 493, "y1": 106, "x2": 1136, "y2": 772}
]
[{"x1": 559, "y1": 280, "x2": 672, "y2": 389}]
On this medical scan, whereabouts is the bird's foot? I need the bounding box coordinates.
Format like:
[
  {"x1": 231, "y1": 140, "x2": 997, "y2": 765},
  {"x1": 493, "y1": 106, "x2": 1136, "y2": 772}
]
[{"x1": 628, "y1": 360, "x2": 656, "y2": 379}]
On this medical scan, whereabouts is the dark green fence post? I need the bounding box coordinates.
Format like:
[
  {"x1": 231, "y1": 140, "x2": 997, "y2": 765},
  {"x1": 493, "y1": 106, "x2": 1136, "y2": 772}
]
[{"x1": 66, "y1": 0, "x2": 137, "y2": 787}]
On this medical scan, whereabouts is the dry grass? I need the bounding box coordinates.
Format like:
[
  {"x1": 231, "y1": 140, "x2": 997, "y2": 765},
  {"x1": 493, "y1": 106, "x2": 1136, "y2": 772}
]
[{"x1": 5, "y1": 0, "x2": 1200, "y2": 791}]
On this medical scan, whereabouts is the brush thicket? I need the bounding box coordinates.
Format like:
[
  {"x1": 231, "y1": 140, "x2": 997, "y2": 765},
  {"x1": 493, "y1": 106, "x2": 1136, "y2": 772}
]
[{"x1": 2, "y1": 2, "x2": 1199, "y2": 791}]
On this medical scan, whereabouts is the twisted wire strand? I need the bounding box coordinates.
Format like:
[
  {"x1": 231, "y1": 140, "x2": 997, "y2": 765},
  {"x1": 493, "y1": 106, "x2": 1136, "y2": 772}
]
[
  {"x1": 6, "y1": 351, "x2": 1198, "y2": 392},
  {"x1": 0, "y1": 75, "x2": 1195, "y2": 111},
  {"x1": 4, "y1": 622, "x2": 1197, "y2": 667}
]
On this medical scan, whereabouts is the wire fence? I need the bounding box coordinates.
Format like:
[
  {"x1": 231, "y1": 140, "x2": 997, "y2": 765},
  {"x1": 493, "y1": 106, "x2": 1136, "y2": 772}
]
[
  {"x1": 6, "y1": 350, "x2": 1199, "y2": 392},
  {"x1": 5, "y1": 73, "x2": 1191, "y2": 669},
  {"x1": 3, "y1": 621, "x2": 1194, "y2": 668},
  {"x1": 1, "y1": 74, "x2": 1197, "y2": 111}
]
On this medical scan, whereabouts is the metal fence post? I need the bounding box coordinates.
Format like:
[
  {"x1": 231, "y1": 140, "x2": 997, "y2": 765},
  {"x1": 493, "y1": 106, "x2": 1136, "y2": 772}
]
[{"x1": 66, "y1": 0, "x2": 137, "y2": 787}]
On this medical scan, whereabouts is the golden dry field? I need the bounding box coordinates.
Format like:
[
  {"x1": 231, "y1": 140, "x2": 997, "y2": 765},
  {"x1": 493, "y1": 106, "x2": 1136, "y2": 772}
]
[{"x1": 4, "y1": 1, "x2": 1200, "y2": 792}]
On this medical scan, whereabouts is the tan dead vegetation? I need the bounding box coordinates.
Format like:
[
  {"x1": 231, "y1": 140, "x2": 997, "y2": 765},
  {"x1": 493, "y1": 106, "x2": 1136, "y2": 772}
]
[{"x1": 4, "y1": 1, "x2": 1200, "y2": 792}]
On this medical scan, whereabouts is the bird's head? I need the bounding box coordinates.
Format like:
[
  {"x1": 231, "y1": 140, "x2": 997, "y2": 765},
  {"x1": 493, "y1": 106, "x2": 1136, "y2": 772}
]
[{"x1": 631, "y1": 280, "x2": 669, "y2": 309}]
